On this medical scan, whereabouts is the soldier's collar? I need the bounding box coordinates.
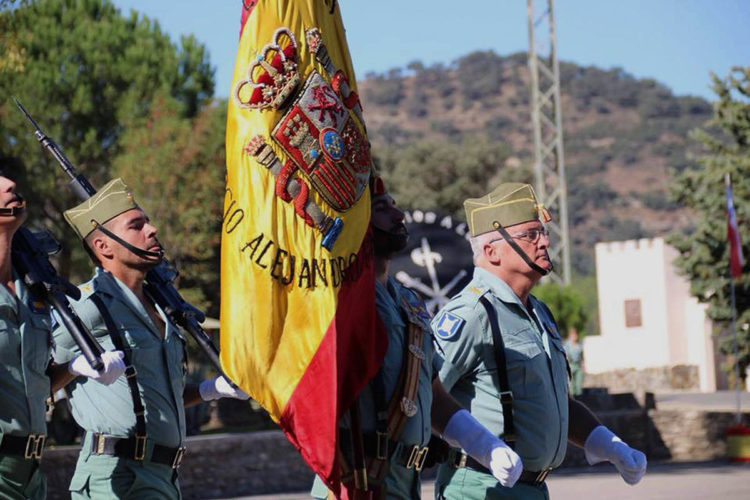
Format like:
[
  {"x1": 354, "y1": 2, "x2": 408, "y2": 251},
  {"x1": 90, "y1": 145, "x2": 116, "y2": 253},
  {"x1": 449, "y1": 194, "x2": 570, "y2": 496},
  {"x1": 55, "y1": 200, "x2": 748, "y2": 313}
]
[{"x1": 473, "y1": 267, "x2": 526, "y2": 308}]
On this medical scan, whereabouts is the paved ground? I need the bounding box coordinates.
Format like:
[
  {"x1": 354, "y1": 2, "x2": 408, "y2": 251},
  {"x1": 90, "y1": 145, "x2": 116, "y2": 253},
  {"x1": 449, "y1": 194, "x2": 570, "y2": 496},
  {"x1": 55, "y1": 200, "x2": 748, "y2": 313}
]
[
  {"x1": 216, "y1": 391, "x2": 750, "y2": 499},
  {"x1": 231, "y1": 460, "x2": 750, "y2": 500}
]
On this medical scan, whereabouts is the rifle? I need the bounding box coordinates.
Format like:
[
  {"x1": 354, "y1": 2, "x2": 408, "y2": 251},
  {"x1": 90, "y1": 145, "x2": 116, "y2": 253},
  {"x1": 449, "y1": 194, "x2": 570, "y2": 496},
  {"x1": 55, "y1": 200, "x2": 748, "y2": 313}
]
[
  {"x1": 14, "y1": 99, "x2": 231, "y2": 384},
  {"x1": 12, "y1": 226, "x2": 105, "y2": 371}
]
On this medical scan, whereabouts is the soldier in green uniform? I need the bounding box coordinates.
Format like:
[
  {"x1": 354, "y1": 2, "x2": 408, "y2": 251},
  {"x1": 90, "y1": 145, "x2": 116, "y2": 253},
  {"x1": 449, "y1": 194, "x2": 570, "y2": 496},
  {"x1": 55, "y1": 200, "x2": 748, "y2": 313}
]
[
  {"x1": 564, "y1": 328, "x2": 583, "y2": 397},
  {"x1": 432, "y1": 183, "x2": 647, "y2": 499},
  {"x1": 52, "y1": 178, "x2": 248, "y2": 499},
  {"x1": 313, "y1": 178, "x2": 522, "y2": 499},
  {"x1": 0, "y1": 169, "x2": 126, "y2": 500}
]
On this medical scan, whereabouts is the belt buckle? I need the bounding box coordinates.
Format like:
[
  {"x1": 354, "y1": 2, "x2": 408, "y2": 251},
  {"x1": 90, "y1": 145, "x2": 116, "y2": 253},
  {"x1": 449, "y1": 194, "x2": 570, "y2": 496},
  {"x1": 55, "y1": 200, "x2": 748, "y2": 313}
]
[
  {"x1": 536, "y1": 467, "x2": 551, "y2": 483},
  {"x1": 414, "y1": 446, "x2": 429, "y2": 472},
  {"x1": 499, "y1": 390, "x2": 514, "y2": 404},
  {"x1": 94, "y1": 433, "x2": 107, "y2": 455},
  {"x1": 24, "y1": 434, "x2": 45, "y2": 459},
  {"x1": 134, "y1": 435, "x2": 147, "y2": 461},
  {"x1": 172, "y1": 447, "x2": 186, "y2": 469},
  {"x1": 405, "y1": 445, "x2": 429, "y2": 471},
  {"x1": 375, "y1": 431, "x2": 389, "y2": 460}
]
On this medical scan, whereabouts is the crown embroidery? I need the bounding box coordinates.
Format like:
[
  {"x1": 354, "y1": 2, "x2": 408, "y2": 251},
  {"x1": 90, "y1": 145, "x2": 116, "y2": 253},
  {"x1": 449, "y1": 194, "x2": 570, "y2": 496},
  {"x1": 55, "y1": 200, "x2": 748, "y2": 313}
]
[{"x1": 234, "y1": 27, "x2": 300, "y2": 110}]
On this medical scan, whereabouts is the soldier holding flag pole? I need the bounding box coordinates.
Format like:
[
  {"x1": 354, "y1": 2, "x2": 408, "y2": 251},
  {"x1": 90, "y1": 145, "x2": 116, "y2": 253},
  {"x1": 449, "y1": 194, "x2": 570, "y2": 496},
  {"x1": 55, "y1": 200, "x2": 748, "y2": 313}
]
[
  {"x1": 221, "y1": 1, "x2": 388, "y2": 496},
  {"x1": 311, "y1": 178, "x2": 525, "y2": 499}
]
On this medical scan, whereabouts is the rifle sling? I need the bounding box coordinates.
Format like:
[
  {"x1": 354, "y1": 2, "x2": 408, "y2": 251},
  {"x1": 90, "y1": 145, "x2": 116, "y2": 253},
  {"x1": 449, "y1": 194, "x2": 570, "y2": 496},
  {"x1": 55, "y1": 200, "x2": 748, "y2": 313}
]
[{"x1": 90, "y1": 294, "x2": 148, "y2": 445}]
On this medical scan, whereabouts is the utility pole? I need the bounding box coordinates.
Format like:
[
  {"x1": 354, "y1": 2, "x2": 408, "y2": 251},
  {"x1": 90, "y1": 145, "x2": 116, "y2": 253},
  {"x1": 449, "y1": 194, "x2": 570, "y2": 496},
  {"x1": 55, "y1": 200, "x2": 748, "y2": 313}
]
[{"x1": 527, "y1": 0, "x2": 571, "y2": 284}]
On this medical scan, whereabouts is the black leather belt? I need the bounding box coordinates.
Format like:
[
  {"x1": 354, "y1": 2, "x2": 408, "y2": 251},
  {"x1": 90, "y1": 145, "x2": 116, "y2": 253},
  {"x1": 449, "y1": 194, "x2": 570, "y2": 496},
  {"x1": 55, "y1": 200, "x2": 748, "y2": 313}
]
[
  {"x1": 452, "y1": 452, "x2": 552, "y2": 485},
  {"x1": 0, "y1": 434, "x2": 46, "y2": 459},
  {"x1": 90, "y1": 433, "x2": 186, "y2": 469}
]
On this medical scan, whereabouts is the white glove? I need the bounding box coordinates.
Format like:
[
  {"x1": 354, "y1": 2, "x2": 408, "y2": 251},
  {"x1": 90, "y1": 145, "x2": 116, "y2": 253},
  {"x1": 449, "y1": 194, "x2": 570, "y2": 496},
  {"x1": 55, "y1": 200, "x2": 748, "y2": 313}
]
[
  {"x1": 68, "y1": 351, "x2": 126, "y2": 386},
  {"x1": 199, "y1": 376, "x2": 250, "y2": 401},
  {"x1": 442, "y1": 409, "x2": 523, "y2": 488},
  {"x1": 584, "y1": 425, "x2": 647, "y2": 485}
]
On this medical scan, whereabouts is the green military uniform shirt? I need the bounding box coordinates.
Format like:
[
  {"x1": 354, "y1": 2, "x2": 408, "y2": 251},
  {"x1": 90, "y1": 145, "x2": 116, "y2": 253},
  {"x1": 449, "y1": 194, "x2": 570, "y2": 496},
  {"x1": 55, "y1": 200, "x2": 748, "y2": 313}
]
[
  {"x1": 53, "y1": 268, "x2": 187, "y2": 499},
  {"x1": 431, "y1": 267, "x2": 569, "y2": 498},
  {"x1": 0, "y1": 278, "x2": 51, "y2": 500},
  {"x1": 312, "y1": 276, "x2": 440, "y2": 499}
]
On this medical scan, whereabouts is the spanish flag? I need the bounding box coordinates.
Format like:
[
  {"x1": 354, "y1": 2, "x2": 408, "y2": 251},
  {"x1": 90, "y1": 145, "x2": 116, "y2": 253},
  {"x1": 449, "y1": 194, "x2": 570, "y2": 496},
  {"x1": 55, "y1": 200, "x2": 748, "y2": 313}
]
[{"x1": 221, "y1": 0, "x2": 385, "y2": 492}]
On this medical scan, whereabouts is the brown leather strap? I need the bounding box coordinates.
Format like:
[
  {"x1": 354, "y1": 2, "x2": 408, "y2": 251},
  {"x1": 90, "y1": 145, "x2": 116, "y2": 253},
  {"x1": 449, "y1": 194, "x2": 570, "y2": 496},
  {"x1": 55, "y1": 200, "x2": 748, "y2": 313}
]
[{"x1": 362, "y1": 322, "x2": 424, "y2": 486}]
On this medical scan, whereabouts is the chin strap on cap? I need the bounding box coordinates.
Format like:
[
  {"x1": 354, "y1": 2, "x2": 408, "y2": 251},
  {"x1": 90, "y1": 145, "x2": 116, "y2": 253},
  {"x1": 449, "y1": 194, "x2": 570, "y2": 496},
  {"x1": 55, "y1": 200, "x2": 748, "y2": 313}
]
[
  {"x1": 492, "y1": 221, "x2": 551, "y2": 276},
  {"x1": 92, "y1": 219, "x2": 163, "y2": 260},
  {"x1": 0, "y1": 196, "x2": 26, "y2": 216},
  {"x1": 0, "y1": 206, "x2": 25, "y2": 216}
]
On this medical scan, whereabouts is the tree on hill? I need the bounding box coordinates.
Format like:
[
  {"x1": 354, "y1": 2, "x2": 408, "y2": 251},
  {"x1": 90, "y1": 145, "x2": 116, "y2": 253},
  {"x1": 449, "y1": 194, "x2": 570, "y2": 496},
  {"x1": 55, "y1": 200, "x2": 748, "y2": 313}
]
[
  {"x1": 112, "y1": 92, "x2": 226, "y2": 316},
  {"x1": 374, "y1": 136, "x2": 527, "y2": 218},
  {"x1": 668, "y1": 67, "x2": 750, "y2": 379},
  {"x1": 0, "y1": 0, "x2": 215, "y2": 280}
]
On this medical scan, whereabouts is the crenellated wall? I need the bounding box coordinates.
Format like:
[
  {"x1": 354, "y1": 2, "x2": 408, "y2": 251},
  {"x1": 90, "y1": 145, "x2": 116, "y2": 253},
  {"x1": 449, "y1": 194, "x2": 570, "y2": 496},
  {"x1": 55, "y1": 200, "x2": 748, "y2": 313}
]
[{"x1": 586, "y1": 237, "x2": 718, "y2": 391}]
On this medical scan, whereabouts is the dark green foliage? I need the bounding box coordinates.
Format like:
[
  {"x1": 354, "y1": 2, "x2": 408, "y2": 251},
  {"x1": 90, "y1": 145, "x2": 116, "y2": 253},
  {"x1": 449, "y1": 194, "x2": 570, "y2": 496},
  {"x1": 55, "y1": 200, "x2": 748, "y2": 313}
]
[
  {"x1": 636, "y1": 190, "x2": 680, "y2": 211},
  {"x1": 363, "y1": 69, "x2": 404, "y2": 107},
  {"x1": 374, "y1": 137, "x2": 523, "y2": 218},
  {"x1": 533, "y1": 282, "x2": 590, "y2": 336},
  {"x1": 112, "y1": 93, "x2": 226, "y2": 315},
  {"x1": 0, "y1": 0, "x2": 217, "y2": 290},
  {"x1": 455, "y1": 51, "x2": 506, "y2": 102},
  {"x1": 668, "y1": 67, "x2": 750, "y2": 376}
]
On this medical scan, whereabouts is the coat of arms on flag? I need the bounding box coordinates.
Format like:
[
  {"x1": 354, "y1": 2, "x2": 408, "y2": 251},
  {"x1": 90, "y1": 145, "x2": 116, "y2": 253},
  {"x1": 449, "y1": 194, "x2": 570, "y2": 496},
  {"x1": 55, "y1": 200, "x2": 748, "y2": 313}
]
[{"x1": 221, "y1": 1, "x2": 386, "y2": 495}]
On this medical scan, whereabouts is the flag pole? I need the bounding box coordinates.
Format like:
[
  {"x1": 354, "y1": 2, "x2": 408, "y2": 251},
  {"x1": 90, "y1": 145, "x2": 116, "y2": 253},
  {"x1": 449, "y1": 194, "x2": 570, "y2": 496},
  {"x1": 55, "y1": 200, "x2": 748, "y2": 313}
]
[
  {"x1": 726, "y1": 172, "x2": 742, "y2": 423},
  {"x1": 730, "y1": 273, "x2": 740, "y2": 423}
]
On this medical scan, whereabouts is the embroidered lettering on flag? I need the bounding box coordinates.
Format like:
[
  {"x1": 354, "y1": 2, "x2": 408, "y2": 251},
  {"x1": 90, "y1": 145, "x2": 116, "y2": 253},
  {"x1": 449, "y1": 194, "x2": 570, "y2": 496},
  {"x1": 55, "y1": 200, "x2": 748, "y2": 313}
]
[{"x1": 220, "y1": 1, "x2": 386, "y2": 495}]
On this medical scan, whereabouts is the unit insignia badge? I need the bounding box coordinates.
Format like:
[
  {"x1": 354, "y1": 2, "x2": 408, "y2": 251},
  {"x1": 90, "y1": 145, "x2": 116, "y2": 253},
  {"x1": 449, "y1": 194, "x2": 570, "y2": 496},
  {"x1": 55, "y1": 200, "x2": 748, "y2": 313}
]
[{"x1": 434, "y1": 311, "x2": 465, "y2": 340}]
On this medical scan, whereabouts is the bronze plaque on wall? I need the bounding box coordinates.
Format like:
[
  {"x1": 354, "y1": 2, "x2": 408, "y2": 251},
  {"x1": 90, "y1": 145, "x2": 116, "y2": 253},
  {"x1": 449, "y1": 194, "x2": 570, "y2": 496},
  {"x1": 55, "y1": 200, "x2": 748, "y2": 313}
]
[{"x1": 624, "y1": 299, "x2": 642, "y2": 327}]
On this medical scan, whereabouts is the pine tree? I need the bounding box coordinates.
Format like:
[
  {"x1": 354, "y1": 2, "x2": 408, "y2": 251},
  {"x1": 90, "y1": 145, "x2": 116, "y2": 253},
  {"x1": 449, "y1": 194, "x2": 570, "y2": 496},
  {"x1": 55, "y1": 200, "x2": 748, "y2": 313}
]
[
  {"x1": 668, "y1": 67, "x2": 750, "y2": 377},
  {"x1": 0, "y1": 0, "x2": 216, "y2": 280}
]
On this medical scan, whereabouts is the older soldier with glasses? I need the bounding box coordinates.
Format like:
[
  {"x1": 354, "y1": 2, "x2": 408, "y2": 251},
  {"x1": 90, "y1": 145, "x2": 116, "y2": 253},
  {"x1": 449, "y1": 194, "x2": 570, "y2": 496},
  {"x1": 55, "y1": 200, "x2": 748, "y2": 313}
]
[
  {"x1": 312, "y1": 177, "x2": 524, "y2": 499},
  {"x1": 431, "y1": 182, "x2": 647, "y2": 499}
]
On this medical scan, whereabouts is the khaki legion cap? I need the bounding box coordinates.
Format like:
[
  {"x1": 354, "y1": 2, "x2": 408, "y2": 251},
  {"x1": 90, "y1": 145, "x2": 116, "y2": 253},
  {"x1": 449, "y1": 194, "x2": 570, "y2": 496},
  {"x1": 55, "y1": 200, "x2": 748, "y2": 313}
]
[
  {"x1": 464, "y1": 182, "x2": 551, "y2": 236},
  {"x1": 64, "y1": 178, "x2": 138, "y2": 240}
]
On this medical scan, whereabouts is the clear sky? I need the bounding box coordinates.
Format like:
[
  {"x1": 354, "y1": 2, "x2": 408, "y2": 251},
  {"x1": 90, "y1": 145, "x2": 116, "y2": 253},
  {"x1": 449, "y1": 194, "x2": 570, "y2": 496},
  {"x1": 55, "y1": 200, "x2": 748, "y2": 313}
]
[{"x1": 112, "y1": 0, "x2": 748, "y2": 101}]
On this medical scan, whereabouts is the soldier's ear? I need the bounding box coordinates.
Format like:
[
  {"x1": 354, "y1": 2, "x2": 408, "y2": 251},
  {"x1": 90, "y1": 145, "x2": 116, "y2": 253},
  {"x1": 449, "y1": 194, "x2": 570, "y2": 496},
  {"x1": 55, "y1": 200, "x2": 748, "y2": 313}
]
[
  {"x1": 89, "y1": 232, "x2": 114, "y2": 260},
  {"x1": 484, "y1": 240, "x2": 502, "y2": 266}
]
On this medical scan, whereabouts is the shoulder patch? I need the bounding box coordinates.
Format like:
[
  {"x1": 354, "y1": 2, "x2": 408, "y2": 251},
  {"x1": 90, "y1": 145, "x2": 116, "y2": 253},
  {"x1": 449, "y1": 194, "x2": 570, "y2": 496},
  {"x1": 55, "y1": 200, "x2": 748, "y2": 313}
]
[
  {"x1": 434, "y1": 311, "x2": 466, "y2": 340},
  {"x1": 28, "y1": 298, "x2": 49, "y2": 314}
]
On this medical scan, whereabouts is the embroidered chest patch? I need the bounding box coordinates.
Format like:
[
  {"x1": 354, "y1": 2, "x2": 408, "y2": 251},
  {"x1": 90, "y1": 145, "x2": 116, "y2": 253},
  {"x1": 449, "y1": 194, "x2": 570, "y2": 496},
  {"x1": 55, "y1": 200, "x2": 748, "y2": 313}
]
[
  {"x1": 434, "y1": 311, "x2": 465, "y2": 340},
  {"x1": 400, "y1": 292, "x2": 432, "y2": 331}
]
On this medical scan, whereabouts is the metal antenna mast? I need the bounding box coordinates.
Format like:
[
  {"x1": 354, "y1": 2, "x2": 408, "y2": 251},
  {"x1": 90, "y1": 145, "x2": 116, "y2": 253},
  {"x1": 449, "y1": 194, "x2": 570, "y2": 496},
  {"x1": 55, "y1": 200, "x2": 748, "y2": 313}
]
[{"x1": 527, "y1": 0, "x2": 571, "y2": 284}]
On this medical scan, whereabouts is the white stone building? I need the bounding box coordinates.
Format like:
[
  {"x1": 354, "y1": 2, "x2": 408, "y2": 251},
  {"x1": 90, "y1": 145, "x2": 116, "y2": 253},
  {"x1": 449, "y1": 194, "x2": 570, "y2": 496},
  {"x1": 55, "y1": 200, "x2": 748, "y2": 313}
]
[{"x1": 584, "y1": 237, "x2": 719, "y2": 391}]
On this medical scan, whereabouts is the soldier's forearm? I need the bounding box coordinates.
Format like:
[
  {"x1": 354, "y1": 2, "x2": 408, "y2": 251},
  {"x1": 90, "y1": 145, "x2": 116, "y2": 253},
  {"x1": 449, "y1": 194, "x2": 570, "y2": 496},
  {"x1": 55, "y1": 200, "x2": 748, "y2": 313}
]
[
  {"x1": 183, "y1": 383, "x2": 203, "y2": 408},
  {"x1": 431, "y1": 378, "x2": 463, "y2": 434},
  {"x1": 46, "y1": 361, "x2": 77, "y2": 393},
  {"x1": 568, "y1": 397, "x2": 601, "y2": 447}
]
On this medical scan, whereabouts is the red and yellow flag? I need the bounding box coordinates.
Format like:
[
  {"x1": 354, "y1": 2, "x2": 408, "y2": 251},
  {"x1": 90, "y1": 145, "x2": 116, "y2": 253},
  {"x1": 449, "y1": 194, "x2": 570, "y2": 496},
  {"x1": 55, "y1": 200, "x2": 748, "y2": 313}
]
[{"x1": 221, "y1": 0, "x2": 386, "y2": 491}]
